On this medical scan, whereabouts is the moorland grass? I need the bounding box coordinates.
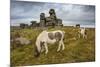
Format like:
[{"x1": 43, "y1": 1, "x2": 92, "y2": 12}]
[{"x1": 10, "y1": 27, "x2": 95, "y2": 66}]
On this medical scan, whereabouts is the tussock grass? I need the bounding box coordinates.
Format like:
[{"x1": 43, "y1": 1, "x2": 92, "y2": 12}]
[{"x1": 10, "y1": 27, "x2": 95, "y2": 66}]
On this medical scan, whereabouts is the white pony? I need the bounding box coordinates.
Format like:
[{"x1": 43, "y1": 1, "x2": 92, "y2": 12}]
[
  {"x1": 34, "y1": 30, "x2": 65, "y2": 57},
  {"x1": 78, "y1": 27, "x2": 87, "y2": 39}
]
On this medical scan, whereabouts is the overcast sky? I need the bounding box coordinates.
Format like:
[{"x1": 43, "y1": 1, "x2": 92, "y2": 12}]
[{"x1": 11, "y1": 1, "x2": 95, "y2": 27}]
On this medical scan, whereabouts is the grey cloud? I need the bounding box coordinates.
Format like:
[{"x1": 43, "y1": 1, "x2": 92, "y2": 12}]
[{"x1": 11, "y1": 1, "x2": 95, "y2": 26}]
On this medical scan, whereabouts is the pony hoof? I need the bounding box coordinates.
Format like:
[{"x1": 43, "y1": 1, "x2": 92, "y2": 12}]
[
  {"x1": 62, "y1": 48, "x2": 65, "y2": 50},
  {"x1": 57, "y1": 50, "x2": 60, "y2": 52},
  {"x1": 45, "y1": 52, "x2": 48, "y2": 54}
]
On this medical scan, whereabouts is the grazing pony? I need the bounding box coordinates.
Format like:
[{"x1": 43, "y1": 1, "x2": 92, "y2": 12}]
[
  {"x1": 78, "y1": 27, "x2": 87, "y2": 39},
  {"x1": 34, "y1": 30, "x2": 65, "y2": 57}
]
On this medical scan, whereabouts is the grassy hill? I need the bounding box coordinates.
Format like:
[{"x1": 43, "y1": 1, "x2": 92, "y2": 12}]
[{"x1": 10, "y1": 27, "x2": 95, "y2": 66}]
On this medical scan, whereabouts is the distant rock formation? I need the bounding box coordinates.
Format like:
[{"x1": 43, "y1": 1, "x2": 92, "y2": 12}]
[
  {"x1": 20, "y1": 9, "x2": 63, "y2": 28},
  {"x1": 76, "y1": 24, "x2": 80, "y2": 28},
  {"x1": 20, "y1": 23, "x2": 28, "y2": 29},
  {"x1": 39, "y1": 9, "x2": 63, "y2": 27}
]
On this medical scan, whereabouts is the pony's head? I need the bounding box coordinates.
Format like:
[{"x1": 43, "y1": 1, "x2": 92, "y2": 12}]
[
  {"x1": 34, "y1": 41, "x2": 45, "y2": 57},
  {"x1": 34, "y1": 47, "x2": 40, "y2": 57}
]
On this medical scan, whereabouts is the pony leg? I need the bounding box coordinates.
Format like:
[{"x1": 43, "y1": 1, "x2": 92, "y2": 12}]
[
  {"x1": 44, "y1": 43, "x2": 48, "y2": 54},
  {"x1": 40, "y1": 41, "x2": 45, "y2": 53},
  {"x1": 61, "y1": 41, "x2": 65, "y2": 50},
  {"x1": 78, "y1": 33, "x2": 81, "y2": 38},
  {"x1": 83, "y1": 34, "x2": 85, "y2": 39},
  {"x1": 57, "y1": 41, "x2": 62, "y2": 52},
  {"x1": 84, "y1": 34, "x2": 87, "y2": 39}
]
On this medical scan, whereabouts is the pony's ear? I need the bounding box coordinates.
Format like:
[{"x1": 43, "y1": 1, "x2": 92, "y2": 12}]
[
  {"x1": 34, "y1": 47, "x2": 40, "y2": 57},
  {"x1": 34, "y1": 52, "x2": 40, "y2": 57}
]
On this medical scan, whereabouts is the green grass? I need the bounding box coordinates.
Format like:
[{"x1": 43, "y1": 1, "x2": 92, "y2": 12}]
[{"x1": 10, "y1": 27, "x2": 95, "y2": 66}]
